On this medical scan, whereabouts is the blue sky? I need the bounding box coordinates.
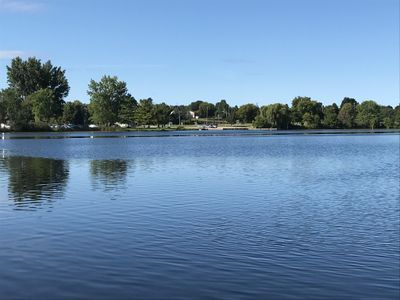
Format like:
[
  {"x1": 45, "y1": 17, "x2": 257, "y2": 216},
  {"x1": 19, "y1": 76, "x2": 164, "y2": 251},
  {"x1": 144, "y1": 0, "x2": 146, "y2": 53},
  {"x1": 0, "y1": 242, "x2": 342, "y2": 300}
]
[{"x1": 0, "y1": 0, "x2": 399, "y2": 106}]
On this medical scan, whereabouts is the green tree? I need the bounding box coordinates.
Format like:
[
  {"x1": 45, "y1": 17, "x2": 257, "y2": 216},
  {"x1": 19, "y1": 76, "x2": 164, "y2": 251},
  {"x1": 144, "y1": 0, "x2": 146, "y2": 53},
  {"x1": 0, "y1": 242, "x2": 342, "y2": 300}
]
[
  {"x1": 226, "y1": 106, "x2": 238, "y2": 124},
  {"x1": 379, "y1": 105, "x2": 394, "y2": 129},
  {"x1": 198, "y1": 102, "x2": 215, "y2": 118},
  {"x1": 254, "y1": 103, "x2": 290, "y2": 129},
  {"x1": 63, "y1": 100, "x2": 89, "y2": 126},
  {"x1": 291, "y1": 97, "x2": 323, "y2": 128},
  {"x1": 189, "y1": 100, "x2": 204, "y2": 115},
  {"x1": 0, "y1": 93, "x2": 6, "y2": 123},
  {"x1": 236, "y1": 103, "x2": 259, "y2": 123},
  {"x1": 338, "y1": 102, "x2": 357, "y2": 128},
  {"x1": 340, "y1": 97, "x2": 358, "y2": 109},
  {"x1": 88, "y1": 75, "x2": 134, "y2": 126},
  {"x1": 7, "y1": 57, "x2": 69, "y2": 118},
  {"x1": 393, "y1": 106, "x2": 400, "y2": 129},
  {"x1": 322, "y1": 103, "x2": 339, "y2": 128},
  {"x1": 118, "y1": 97, "x2": 137, "y2": 125},
  {"x1": 170, "y1": 105, "x2": 191, "y2": 125},
  {"x1": 154, "y1": 102, "x2": 172, "y2": 127},
  {"x1": 215, "y1": 99, "x2": 230, "y2": 120},
  {"x1": 355, "y1": 100, "x2": 380, "y2": 129},
  {"x1": 0, "y1": 91, "x2": 27, "y2": 128},
  {"x1": 26, "y1": 89, "x2": 59, "y2": 124},
  {"x1": 135, "y1": 98, "x2": 155, "y2": 127}
]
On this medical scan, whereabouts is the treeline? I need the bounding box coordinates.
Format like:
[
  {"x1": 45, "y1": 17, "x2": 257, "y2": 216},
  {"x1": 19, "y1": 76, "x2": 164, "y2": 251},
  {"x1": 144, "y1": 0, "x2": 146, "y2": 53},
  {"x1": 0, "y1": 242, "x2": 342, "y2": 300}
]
[{"x1": 0, "y1": 57, "x2": 399, "y2": 131}]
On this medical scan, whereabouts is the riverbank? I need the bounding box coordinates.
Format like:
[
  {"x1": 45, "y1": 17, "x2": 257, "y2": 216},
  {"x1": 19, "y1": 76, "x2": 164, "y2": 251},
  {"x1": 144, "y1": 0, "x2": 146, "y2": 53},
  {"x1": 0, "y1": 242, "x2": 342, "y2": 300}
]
[{"x1": 1, "y1": 128, "x2": 399, "y2": 140}]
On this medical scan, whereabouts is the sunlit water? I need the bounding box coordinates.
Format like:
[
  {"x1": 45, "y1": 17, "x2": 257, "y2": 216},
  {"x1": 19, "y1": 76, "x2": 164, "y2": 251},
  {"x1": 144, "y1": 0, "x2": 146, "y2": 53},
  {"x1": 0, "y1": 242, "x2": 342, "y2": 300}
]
[{"x1": 0, "y1": 132, "x2": 399, "y2": 299}]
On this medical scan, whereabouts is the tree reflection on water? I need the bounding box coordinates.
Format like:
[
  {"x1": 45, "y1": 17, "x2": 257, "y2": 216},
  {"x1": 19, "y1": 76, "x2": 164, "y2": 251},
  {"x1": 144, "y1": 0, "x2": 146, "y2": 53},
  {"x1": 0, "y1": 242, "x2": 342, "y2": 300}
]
[
  {"x1": 0, "y1": 156, "x2": 135, "y2": 209},
  {"x1": 90, "y1": 159, "x2": 132, "y2": 191},
  {"x1": 0, "y1": 156, "x2": 69, "y2": 209}
]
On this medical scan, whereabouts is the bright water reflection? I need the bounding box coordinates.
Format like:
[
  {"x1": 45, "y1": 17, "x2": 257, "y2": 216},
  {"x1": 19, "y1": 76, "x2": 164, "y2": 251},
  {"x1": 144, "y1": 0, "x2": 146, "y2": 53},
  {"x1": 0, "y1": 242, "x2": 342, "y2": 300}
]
[{"x1": 0, "y1": 133, "x2": 399, "y2": 299}]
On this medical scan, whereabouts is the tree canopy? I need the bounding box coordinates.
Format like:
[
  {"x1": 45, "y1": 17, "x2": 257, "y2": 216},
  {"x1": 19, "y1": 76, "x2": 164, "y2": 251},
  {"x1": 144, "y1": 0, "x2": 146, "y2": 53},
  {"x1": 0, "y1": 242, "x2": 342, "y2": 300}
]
[
  {"x1": 254, "y1": 103, "x2": 290, "y2": 129},
  {"x1": 236, "y1": 104, "x2": 259, "y2": 123},
  {"x1": 355, "y1": 100, "x2": 380, "y2": 129},
  {"x1": 88, "y1": 76, "x2": 135, "y2": 126},
  {"x1": 0, "y1": 57, "x2": 399, "y2": 131},
  {"x1": 7, "y1": 57, "x2": 69, "y2": 110}
]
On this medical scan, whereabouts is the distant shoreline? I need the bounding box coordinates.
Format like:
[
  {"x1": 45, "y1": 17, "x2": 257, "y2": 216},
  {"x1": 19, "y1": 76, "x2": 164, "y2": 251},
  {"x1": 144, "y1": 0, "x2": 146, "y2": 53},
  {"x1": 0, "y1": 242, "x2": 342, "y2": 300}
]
[{"x1": 1, "y1": 128, "x2": 399, "y2": 139}]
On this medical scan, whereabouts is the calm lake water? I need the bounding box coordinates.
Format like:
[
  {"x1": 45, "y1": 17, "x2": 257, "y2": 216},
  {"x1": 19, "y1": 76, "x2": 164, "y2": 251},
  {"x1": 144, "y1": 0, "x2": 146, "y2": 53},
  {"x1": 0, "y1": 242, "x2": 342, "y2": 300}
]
[{"x1": 0, "y1": 132, "x2": 399, "y2": 299}]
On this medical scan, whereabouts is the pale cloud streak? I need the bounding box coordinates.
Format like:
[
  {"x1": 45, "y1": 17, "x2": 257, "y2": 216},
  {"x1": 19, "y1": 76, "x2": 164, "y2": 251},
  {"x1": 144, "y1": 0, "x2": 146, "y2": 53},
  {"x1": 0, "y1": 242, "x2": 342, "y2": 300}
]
[
  {"x1": 0, "y1": 0, "x2": 44, "y2": 12},
  {"x1": 0, "y1": 50, "x2": 24, "y2": 59}
]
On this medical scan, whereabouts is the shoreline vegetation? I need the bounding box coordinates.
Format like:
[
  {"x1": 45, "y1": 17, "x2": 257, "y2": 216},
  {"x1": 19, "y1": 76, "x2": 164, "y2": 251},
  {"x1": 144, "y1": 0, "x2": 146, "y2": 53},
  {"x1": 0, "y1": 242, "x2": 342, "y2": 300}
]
[{"x1": 1, "y1": 57, "x2": 399, "y2": 133}]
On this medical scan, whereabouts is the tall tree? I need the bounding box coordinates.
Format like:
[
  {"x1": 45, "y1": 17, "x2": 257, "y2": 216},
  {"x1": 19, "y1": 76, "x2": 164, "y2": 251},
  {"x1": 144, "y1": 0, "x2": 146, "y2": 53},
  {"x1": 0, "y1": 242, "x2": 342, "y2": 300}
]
[
  {"x1": 379, "y1": 105, "x2": 394, "y2": 129},
  {"x1": 215, "y1": 99, "x2": 230, "y2": 120},
  {"x1": 189, "y1": 100, "x2": 204, "y2": 115},
  {"x1": 338, "y1": 102, "x2": 357, "y2": 128},
  {"x1": 170, "y1": 105, "x2": 191, "y2": 125},
  {"x1": 226, "y1": 106, "x2": 238, "y2": 124},
  {"x1": 88, "y1": 75, "x2": 134, "y2": 126},
  {"x1": 26, "y1": 89, "x2": 57, "y2": 123},
  {"x1": 393, "y1": 106, "x2": 400, "y2": 129},
  {"x1": 0, "y1": 88, "x2": 32, "y2": 129},
  {"x1": 154, "y1": 103, "x2": 172, "y2": 127},
  {"x1": 6, "y1": 57, "x2": 69, "y2": 118},
  {"x1": 118, "y1": 97, "x2": 137, "y2": 125},
  {"x1": 198, "y1": 102, "x2": 215, "y2": 118},
  {"x1": 355, "y1": 100, "x2": 380, "y2": 129},
  {"x1": 63, "y1": 100, "x2": 89, "y2": 126},
  {"x1": 236, "y1": 103, "x2": 259, "y2": 123},
  {"x1": 340, "y1": 97, "x2": 358, "y2": 109},
  {"x1": 254, "y1": 103, "x2": 290, "y2": 129},
  {"x1": 322, "y1": 103, "x2": 339, "y2": 128},
  {"x1": 291, "y1": 97, "x2": 323, "y2": 128},
  {"x1": 135, "y1": 98, "x2": 155, "y2": 127}
]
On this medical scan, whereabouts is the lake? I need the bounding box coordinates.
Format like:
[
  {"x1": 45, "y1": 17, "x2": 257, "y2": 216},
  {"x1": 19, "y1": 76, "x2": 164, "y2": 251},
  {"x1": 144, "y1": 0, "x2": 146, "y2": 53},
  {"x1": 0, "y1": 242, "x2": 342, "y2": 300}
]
[{"x1": 0, "y1": 132, "x2": 399, "y2": 299}]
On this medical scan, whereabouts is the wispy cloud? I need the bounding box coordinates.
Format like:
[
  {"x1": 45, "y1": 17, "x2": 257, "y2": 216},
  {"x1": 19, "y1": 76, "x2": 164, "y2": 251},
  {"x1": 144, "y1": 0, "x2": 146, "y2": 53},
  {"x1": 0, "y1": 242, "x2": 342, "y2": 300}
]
[
  {"x1": 0, "y1": 50, "x2": 24, "y2": 59},
  {"x1": 0, "y1": 0, "x2": 44, "y2": 12}
]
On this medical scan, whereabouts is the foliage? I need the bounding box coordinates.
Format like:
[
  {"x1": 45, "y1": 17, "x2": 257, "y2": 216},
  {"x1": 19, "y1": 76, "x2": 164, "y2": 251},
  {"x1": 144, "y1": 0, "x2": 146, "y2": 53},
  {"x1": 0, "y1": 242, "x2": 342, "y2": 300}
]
[
  {"x1": 291, "y1": 97, "x2": 323, "y2": 129},
  {"x1": 135, "y1": 98, "x2": 155, "y2": 127},
  {"x1": 378, "y1": 106, "x2": 394, "y2": 129},
  {"x1": 88, "y1": 76, "x2": 134, "y2": 126},
  {"x1": 355, "y1": 100, "x2": 380, "y2": 129},
  {"x1": 236, "y1": 103, "x2": 259, "y2": 123},
  {"x1": 322, "y1": 103, "x2": 339, "y2": 128},
  {"x1": 340, "y1": 97, "x2": 358, "y2": 109},
  {"x1": 393, "y1": 106, "x2": 400, "y2": 129},
  {"x1": 189, "y1": 100, "x2": 203, "y2": 114},
  {"x1": 63, "y1": 100, "x2": 89, "y2": 126},
  {"x1": 118, "y1": 97, "x2": 137, "y2": 125},
  {"x1": 154, "y1": 103, "x2": 172, "y2": 127},
  {"x1": 198, "y1": 102, "x2": 215, "y2": 118},
  {"x1": 226, "y1": 106, "x2": 238, "y2": 124},
  {"x1": 7, "y1": 57, "x2": 69, "y2": 118},
  {"x1": 338, "y1": 102, "x2": 357, "y2": 128},
  {"x1": 26, "y1": 89, "x2": 59, "y2": 123},
  {"x1": 254, "y1": 103, "x2": 290, "y2": 129},
  {"x1": 215, "y1": 100, "x2": 230, "y2": 120},
  {"x1": 1, "y1": 57, "x2": 399, "y2": 131},
  {"x1": 0, "y1": 88, "x2": 32, "y2": 130},
  {"x1": 170, "y1": 105, "x2": 191, "y2": 125}
]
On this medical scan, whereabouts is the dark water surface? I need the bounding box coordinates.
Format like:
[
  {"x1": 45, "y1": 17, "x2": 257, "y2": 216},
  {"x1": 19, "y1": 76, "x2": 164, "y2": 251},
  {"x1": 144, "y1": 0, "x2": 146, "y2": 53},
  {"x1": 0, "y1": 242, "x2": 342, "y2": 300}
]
[{"x1": 0, "y1": 132, "x2": 399, "y2": 299}]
